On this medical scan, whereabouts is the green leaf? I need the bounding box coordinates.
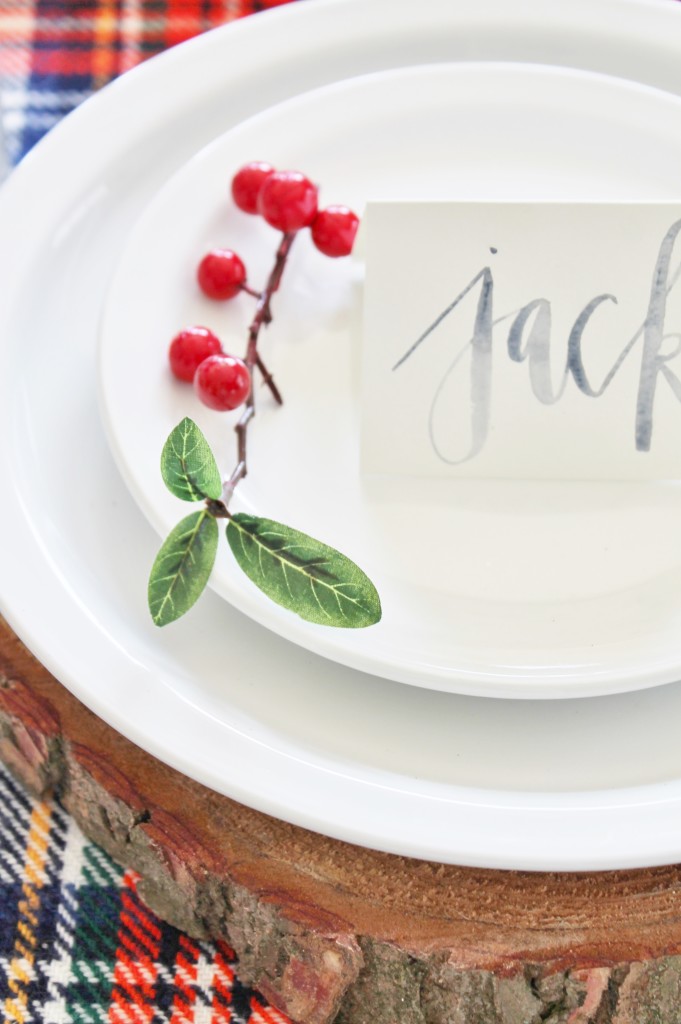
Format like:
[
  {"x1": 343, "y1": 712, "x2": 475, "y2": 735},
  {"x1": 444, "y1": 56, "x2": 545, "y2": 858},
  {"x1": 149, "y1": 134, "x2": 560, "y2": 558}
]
[
  {"x1": 226, "y1": 514, "x2": 381, "y2": 628},
  {"x1": 161, "y1": 417, "x2": 222, "y2": 502},
  {"x1": 148, "y1": 510, "x2": 219, "y2": 626}
]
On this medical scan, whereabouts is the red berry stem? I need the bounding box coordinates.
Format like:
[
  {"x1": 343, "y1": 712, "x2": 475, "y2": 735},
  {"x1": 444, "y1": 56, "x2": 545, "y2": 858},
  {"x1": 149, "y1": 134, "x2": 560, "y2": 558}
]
[
  {"x1": 223, "y1": 405, "x2": 254, "y2": 505},
  {"x1": 246, "y1": 231, "x2": 296, "y2": 363},
  {"x1": 222, "y1": 231, "x2": 296, "y2": 505},
  {"x1": 239, "y1": 282, "x2": 261, "y2": 299},
  {"x1": 255, "y1": 353, "x2": 282, "y2": 404}
]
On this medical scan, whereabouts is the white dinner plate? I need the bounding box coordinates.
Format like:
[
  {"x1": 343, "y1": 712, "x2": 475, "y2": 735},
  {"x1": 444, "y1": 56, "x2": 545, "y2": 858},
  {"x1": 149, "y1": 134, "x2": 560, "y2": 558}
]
[
  {"x1": 5, "y1": 0, "x2": 681, "y2": 869},
  {"x1": 101, "y1": 60, "x2": 681, "y2": 699}
]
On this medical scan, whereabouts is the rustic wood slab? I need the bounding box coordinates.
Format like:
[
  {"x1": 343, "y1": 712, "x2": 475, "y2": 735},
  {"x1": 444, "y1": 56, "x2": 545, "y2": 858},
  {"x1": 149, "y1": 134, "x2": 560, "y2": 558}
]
[{"x1": 2, "y1": 617, "x2": 681, "y2": 1024}]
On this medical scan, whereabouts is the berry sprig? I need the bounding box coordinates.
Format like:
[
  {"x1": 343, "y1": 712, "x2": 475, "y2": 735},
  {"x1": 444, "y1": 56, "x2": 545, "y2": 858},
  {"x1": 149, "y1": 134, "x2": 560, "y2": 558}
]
[
  {"x1": 169, "y1": 162, "x2": 359, "y2": 492},
  {"x1": 234, "y1": 161, "x2": 359, "y2": 254},
  {"x1": 168, "y1": 163, "x2": 359, "y2": 415},
  {"x1": 149, "y1": 162, "x2": 379, "y2": 631}
]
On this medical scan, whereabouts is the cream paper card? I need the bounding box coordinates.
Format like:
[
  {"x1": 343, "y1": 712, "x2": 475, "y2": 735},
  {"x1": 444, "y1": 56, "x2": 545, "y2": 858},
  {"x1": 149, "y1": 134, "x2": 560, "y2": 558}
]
[{"x1": 361, "y1": 202, "x2": 681, "y2": 479}]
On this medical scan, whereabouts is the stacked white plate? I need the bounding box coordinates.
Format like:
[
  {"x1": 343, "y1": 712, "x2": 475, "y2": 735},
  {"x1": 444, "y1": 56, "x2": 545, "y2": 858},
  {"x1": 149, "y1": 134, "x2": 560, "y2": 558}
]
[{"x1": 3, "y1": 0, "x2": 681, "y2": 871}]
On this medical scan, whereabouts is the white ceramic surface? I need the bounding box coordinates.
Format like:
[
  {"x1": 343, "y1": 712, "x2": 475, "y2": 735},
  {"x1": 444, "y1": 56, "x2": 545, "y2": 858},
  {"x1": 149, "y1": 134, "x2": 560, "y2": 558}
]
[
  {"x1": 100, "y1": 61, "x2": 681, "y2": 699},
  {"x1": 4, "y1": 0, "x2": 681, "y2": 868}
]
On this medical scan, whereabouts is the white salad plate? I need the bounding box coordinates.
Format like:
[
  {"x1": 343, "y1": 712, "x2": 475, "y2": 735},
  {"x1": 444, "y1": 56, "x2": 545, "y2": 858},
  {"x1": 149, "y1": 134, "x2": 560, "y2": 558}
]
[
  {"x1": 5, "y1": 0, "x2": 681, "y2": 869},
  {"x1": 101, "y1": 60, "x2": 681, "y2": 700}
]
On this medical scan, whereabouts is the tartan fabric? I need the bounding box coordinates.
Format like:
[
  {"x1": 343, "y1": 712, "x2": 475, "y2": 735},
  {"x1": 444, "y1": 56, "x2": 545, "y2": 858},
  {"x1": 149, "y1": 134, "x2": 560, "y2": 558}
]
[
  {"x1": 0, "y1": 0, "x2": 296, "y2": 165},
  {"x1": 0, "y1": 761, "x2": 292, "y2": 1024}
]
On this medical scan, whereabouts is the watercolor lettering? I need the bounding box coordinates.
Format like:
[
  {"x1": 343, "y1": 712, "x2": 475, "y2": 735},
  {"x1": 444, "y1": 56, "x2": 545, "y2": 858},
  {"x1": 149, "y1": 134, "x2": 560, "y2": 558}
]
[{"x1": 394, "y1": 219, "x2": 681, "y2": 464}]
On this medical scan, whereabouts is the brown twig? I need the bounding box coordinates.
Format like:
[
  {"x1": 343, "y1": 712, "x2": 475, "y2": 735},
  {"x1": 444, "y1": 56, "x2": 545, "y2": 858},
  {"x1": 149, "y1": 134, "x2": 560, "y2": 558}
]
[
  {"x1": 221, "y1": 231, "x2": 296, "y2": 504},
  {"x1": 255, "y1": 354, "x2": 282, "y2": 404},
  {"x1": 239, "y1": 282, "x2": 261, "y2": 299}
]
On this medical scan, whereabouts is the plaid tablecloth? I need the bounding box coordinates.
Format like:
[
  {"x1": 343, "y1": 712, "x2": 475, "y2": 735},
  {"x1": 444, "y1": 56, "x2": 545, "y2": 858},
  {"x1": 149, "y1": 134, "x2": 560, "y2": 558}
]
[
  {"x1": 0, "y1": 761, "x2": 291, "y2": 1024},
  {"x1": 0, "y1": 0, "x2": 293, "y2": 165},
  {"x1": 0, "y1": 7, "x2": 298, "y2": 1021}
]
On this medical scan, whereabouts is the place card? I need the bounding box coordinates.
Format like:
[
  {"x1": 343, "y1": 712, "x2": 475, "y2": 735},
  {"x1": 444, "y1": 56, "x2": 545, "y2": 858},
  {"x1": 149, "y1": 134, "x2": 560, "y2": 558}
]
[{"x1": 361, "y1": 201, "x2": 681, "y2": 479}]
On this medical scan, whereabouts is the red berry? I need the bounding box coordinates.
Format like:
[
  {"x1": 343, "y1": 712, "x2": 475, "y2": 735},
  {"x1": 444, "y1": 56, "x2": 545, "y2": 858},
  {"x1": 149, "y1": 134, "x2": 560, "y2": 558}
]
[
  {"x1": 257, "y1": 170, "x2": 318, "y2": 232},
  {"x1": 168, "y1": 326, "x2": 223, "y2": 383},
  {"x1": 231, "y1": 161, "x2": 275, "y2": 214},
  {"x1": 197, "y1": 249, "x2": 246, "y2": 300},
  {"x1": 311, "y1": 205, "x2": 360, "y2": 258},
  {"x1": 194, "y1": 354, "x2": 251, "y2": 411}
]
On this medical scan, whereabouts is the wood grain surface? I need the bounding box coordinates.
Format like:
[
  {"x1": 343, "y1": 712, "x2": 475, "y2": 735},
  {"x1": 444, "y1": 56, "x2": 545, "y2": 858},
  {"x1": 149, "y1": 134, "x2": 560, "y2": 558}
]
[{"x1": 2, "y1": 617, "x2": 681, "y2": 1024}]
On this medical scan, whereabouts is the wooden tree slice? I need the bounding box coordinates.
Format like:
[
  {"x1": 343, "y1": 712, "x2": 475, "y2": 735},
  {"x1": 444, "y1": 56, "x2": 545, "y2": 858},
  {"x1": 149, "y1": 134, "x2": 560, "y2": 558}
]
[{"x1": 2, "y1": 616, "x2": 681, "y2": 1024}]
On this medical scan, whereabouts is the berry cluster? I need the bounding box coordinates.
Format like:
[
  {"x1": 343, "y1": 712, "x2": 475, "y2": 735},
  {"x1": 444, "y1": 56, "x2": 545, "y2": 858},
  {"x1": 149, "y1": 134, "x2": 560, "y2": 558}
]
[
  {"x1": 169, "y1": 327, "x2": 252, "y2": 410},
  {"x1": 232, "y1": 161, "x2": 359, "y2": 255},
  {"x1": 168, "y1": 161, "x2": 359, "y2": 413}
]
